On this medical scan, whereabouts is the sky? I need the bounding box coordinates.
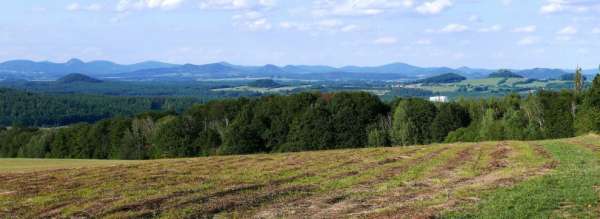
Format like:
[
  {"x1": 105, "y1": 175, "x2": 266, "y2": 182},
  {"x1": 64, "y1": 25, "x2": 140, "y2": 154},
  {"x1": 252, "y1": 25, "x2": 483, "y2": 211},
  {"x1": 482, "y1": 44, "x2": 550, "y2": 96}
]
[{"x1": 0, "y1": 0, "x2": 599, "y2": 69}]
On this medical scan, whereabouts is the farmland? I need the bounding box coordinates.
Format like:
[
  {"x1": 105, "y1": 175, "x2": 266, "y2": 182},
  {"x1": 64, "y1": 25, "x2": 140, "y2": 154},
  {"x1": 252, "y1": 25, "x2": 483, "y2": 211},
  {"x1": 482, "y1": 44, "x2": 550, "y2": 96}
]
[
  {"x1": 0, "y1": 159, "x2": 140, "y2": 173},
  {"x1": 1, "y1": 134, "x2": 599, "y2": 218}
]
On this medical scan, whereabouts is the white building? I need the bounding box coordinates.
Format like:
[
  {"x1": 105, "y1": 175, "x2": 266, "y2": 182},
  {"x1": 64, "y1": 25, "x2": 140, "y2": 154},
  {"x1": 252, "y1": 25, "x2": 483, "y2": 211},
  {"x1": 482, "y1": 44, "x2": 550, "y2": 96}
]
[{"x1": 429, "y1": 96, "x2": 448, "y2": 103}]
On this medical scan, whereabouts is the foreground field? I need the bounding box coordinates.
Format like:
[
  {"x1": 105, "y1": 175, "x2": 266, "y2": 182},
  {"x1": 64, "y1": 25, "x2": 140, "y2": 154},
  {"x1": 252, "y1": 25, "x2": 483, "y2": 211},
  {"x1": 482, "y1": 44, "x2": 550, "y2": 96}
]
[
  {"x1": 1, "y1": 135, "x2": 599, "y2": 218},
  {"x1": 0, "y1": 159, "x2": 140, "y2": 173}
]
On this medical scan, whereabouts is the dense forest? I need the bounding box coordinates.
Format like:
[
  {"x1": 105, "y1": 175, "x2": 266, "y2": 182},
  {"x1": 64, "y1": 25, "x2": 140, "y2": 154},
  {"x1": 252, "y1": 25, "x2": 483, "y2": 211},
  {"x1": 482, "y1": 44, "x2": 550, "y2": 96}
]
[
  {"x1": 0, "y1": 80, "x2": 262, "y2": 97},
  {"x1": 1, "y1": 70, "x2": 599, "y2": 160},
  {"x1": 0, "y1": 88, "x2": 202, "y2": 126},
  {"x1": 414, "y1": 73, "x2": 467, "y2": 84}
]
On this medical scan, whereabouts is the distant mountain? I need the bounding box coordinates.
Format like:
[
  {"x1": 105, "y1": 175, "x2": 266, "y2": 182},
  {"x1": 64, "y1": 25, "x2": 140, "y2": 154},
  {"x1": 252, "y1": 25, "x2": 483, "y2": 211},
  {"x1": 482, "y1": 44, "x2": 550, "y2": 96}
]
[
  {"x1": 284, "y1": 72, "x2": 408, "y2": 81},
  {"x1": 516, "y1": 68, "x2": 567, "y2": 79},
  {"x1": 456, "y1": 67, "x2": 494, "y2": 78},
  {"x1": 57, "y1": 73, "x2": 103, "y2": 83},
  {"x1": 0, "y1": 58, "x2": 593, "y2": 81},
  {"x1": 339, "y1": 62, "x2": 458, "y2": 78},
  {"x1": 415, "y1": 73, "x2": 467, "y2": 84},
  {"x1": 558, "y1": 73, "x2": 587, "y2": 81},
  {"x1": 488, "y1": 70, "x2": 524, "y2": 78},
  {"x1": 248, "y1": 79, "x2": 282, "y2": 88},
  {"x1": 0, "y1": 59, "x2": 176, "y2": 80},
  {"x1": 282, "y1": 65, "x2": 338, "y2": 74},
  {"x1": 583, "y1": 69, "x2": 598, "y2": 75},
  {"x1": 117, "y1": 62, "x2": 410, "y2": 81},
  {"x1": 117, "y1": 63, "x2": 245, "y2": 80}
]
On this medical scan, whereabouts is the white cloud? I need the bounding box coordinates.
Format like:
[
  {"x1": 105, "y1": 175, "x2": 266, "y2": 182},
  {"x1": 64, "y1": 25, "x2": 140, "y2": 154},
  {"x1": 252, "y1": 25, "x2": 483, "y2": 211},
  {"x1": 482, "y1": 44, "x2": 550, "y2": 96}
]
[
  {"x1": 593, "y1": 27, "x2": 600, "y2": 34},
  {"x1": 279, "y1": 21, "x2": 310, "y2": 31},
  {"x1": 540, "y1": 0, "x2": 600, "y2": 14},
  {"x1": 468, "y1": 14, "x2": 481, "y2": 22},
  {"x1": 501, "y1": 0, "x2": 512, "y2": 6},
  {"x1": 317, "y1": 19, "x2": 343, "y2": 28},
  {"x1": 233, "y1": 11, "x2": 272, "y2": 31},
  {"x1": 312, "y1": 0, "x2": 414, "y2": 16},
  {"x1": 66, "y1": 3, "x2": 104, "y2": 11},
  {"x1": 415, "y1": 39, "x2": 432, "y2": 45},
  {"x1": 340, "y1": 24, "x2": 359, "y2": 32},
  {"x1": 540, "y1": 0, "x2": 565, "y2": 14},
  {"x1": 279, "y1": 19, "x2": 358, "y2": 33},
  {"x1": 416, "y1": 0, "x2": 452, "y2": 15},
  {"x1": 478, "y1": 25, "x2": 502, "y2": 32},
  {"x1": 199, "y1": 0, "x2": 275, "y2": 10},
  {"x1": 512, "y1": 25, "x2": 536, "y2": 33},
  {"x1": 67, "y1": 3, "x2": 80, "y2": 11},
  {"x1": 373, "y1": 36, "x2": 398, "y2": 45},
  {"x1": 517, "y1": 36, "x2": 540, "y2": 45},
  {"x1": 557, "y1": 26, "x2": 577, "y2": 35},
  {"x1": 87, "y1": 4, "x2": 103, "y2": 11},
  {"x1": 439, "y1": 23, "x2": 468, "y2": 33},
  {"x1": 247, "y1": 18, "x2": 272, "y2": 31},
  {"x1": 117, "y1": 0, "x2": 184, "y2": 11}
]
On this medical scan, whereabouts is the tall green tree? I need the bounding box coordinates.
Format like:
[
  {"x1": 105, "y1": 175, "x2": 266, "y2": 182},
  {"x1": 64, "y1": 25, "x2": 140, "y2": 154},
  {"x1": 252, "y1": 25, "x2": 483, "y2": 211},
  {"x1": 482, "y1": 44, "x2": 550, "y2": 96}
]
[
  {"x1": 220, "y1": 104, "x2": 267, "y2": 155},
  {"x1": 392, "y1": 98, "x2": 437, "y2": 146},
  {"x1": 283, "y1": 104, "x2": 335, "y2": 152},
  {"x1": 329, "y1": 92, "x2": 387, "y2": 148},
  {"x1": 576, "y1": 72, "x2": 600, "y2": 133},
  {"x1": 430, "y1": 103, "x2": 471, "y2": 142},
  {"x1": 479, "y1": 108, "x2": 505, "y2": 140}
]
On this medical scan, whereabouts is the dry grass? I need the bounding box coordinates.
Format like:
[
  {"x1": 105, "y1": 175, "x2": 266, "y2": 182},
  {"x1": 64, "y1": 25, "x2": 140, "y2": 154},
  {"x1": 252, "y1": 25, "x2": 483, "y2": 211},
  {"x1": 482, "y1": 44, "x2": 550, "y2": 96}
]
[
  {"x1": 2, "y1": 135, "x2": 598, "y2": 218},
  {"x1": 0, "y1": 159, "x2": 140, "y2": 173}
]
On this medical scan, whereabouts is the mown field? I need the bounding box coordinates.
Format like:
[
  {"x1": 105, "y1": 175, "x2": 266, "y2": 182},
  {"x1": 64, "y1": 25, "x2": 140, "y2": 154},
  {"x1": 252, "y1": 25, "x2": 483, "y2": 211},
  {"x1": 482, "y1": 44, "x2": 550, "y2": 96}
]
[
  {"x1": 1, "y1": 135, "x2": 599, "y2": 218},
  {"x1": 0, "y1": 159, "x2": 140, "y2": 173}
]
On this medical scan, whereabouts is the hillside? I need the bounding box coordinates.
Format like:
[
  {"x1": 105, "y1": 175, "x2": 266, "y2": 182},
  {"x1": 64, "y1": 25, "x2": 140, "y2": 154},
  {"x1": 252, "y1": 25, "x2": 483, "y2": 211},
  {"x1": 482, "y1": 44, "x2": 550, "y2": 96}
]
[
  {"x1": 1, "y1": 135, "x2": 599, "y2": 218},
  {"x1": 0, "y1": 59, "x2": 175, "y2": 80},
  {"x1": 517, "y1": 68, "x2": 567, "y2": 79},
  {"x1": 414, "y1": 73, "x2": 467, "y2": 84},
  {"x1": 488, "y1": 70, "x2": 524, "y2": 78},
  {"x1": 57, "y1": 73, "x2": 102, "y2": 83},
  {"x1": 559, "y1": 73, "x2": 587, "y2": 81},
  {"x1": 248, "y1": 79, "x2": 282, "y2": 88}
]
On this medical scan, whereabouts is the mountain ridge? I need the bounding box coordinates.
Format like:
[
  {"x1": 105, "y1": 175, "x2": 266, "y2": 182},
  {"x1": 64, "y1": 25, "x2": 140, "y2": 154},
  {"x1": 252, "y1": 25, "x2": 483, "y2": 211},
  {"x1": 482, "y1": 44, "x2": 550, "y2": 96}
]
[{"x1": 0, "y1": 59, "x2": 596, "y2": 81}]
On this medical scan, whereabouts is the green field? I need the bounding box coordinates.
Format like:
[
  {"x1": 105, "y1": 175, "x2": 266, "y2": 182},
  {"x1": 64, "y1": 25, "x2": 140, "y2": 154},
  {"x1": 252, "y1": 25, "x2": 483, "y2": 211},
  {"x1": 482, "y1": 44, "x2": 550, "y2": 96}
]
[
  {"x1": 211, "y1": 85, "x2": 311, "y2": 93},
  {"x1": 1, "y1": 134, "x2": 599, "y2": 218},
  {"x1": 0, "y1": 159, "x2": 141, "y2": 173}
]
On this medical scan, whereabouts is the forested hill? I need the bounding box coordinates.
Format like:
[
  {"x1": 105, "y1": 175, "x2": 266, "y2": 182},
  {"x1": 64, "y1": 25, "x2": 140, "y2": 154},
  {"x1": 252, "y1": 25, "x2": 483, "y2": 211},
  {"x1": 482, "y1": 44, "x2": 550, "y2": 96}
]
[
  {"x1": 57, "y1": 73, "x2": 102, "y2": 83},
  {"x1": 488, "y1": 70, "x2": 524, "y2": 78},
  {"x1": 414, "y1": 73, "x2": 467, "y2": 84},
  {"x1": 0, "y1": 88, "x2": 202, "y2": 127},
  {"x1": 1, "y1": 73, "x2": 599, "y2": 160}
]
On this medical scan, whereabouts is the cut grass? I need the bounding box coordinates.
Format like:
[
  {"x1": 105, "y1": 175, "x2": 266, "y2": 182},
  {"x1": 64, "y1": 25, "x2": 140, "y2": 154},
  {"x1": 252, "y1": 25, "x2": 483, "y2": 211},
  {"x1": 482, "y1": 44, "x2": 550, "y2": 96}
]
[
  {"x1": 0, "y1": 158, "x2": 140, "y2": 173},
  {"x1": 1, "y1": 135, "x2": 599, "y2": 218},
  {"x1": 444, "y1": 136, "x2": 600, "y2": 218}
]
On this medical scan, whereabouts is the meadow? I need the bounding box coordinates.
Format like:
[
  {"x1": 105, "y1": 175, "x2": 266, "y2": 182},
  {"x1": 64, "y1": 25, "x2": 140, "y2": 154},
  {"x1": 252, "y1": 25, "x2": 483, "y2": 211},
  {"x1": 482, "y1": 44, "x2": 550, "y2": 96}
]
[{"x1": 1, "y1": 134, "x2": 599, "y2": 218}]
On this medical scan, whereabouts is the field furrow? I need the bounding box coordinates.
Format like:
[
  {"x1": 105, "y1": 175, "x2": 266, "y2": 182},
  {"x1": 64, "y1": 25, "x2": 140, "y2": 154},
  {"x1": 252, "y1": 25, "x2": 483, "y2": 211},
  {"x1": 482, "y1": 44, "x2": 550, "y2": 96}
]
[{"x1": 2, "y1": 135, "x2": 600, "y2": 218}]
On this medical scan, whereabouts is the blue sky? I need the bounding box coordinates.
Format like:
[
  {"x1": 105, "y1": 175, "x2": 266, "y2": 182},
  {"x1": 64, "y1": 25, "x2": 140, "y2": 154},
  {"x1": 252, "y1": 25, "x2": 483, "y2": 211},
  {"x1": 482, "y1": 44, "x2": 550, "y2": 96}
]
[{"x1": 0, "y1": 0, "x2": 599, "y2": 69}]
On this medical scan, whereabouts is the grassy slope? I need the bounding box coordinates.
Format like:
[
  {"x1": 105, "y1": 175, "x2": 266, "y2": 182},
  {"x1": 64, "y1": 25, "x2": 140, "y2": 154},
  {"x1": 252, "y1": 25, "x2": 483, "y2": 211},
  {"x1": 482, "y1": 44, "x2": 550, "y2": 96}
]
[
  {"x1": 0, "y1": 159, "x2": 140, "y2": 173},
  {"x1": 446, "y1": 134, "x2": 600, "y2": 218},
  {"x1": 0, "y1": 135, "x2": 599, "y2": 218}
]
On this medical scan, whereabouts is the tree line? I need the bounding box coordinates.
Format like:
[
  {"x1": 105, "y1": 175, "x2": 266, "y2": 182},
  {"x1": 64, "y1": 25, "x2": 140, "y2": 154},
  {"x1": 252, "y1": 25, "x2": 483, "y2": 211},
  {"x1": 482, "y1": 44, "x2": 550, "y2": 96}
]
[
  {"x1": 0, "y1": 88, "x2": 202, "y2": 127},
  {"x1": 1, "y1": 71, "x2": 599, "y2": 160}
]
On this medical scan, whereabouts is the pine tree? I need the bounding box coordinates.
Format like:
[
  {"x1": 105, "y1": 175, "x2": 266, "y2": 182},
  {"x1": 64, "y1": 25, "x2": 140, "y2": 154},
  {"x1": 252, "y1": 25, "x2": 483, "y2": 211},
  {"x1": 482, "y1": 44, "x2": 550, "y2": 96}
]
[{"x1": 575, "y1": 66, "x2": 584, "y2": 94}]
